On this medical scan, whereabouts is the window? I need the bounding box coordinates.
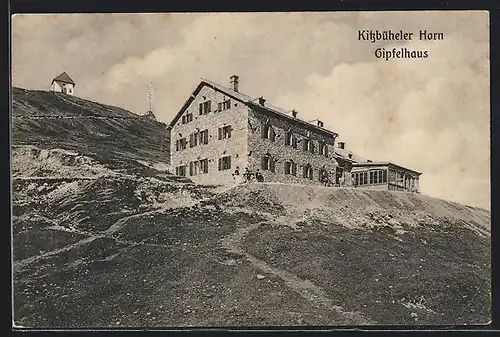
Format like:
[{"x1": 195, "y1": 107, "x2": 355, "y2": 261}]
[
  {"x1": 190, "y1": 158, "x2": 209, "y2": 176},
  {"x1": 303, "y1": 139, "x2": 315, "y2": 153},
  {"x1": 284, "y1": 160, "x2": 297, "y2": 176},
  {"x1": 261, "y1": 124, "x2": 276, "y2": 141},
  {"x1": 303, "y1": 139, "x2": 309, "y2": 152},
  {"x1": 261, "y1": 154, "x2": 275, "y2": 172},
  {"x1": 285, "y1": 131, "x2": 298, "y2": 148},
  {"x1": 353, "y1": 171, "x2": 369, "y2": 185},
  {"x1": 218, "y1": 125, "x2": 232, "y2": 139},
  {"x1": 222, "y1": 99, "x2": 231, "y2": 110},
  {"x1": 200, "y1": 158, "x2": 209, "y2": 173},
  {"x1": 175, "y1": 165, "x2": 186, "y2": 176},
  {"x1": 302, "y1": 164, "x2": 313, "y2": 180},
  {"x1": 176, "y1": 138, "x2": 187, "y2": 151},
  {"x1": 200, "y1": 129, "x2": 209, "y2": 144},
  {"x1": 367, "y1": 170, "x2": 388, "y2": 184},
  {"x1": 319, "y1": 142, "x2": 328, "y2": 156},
  {"x1": 218, "y1": 156, "x2": 231, "y2": 171},
  {"x1": 199, "y1": 100, "x2": 211, "y2": 115},
  {"x1": 190, "y1": 129, "x2": 209, "y2": 147},
  {"x1": 181, "y1": 113, "x2": 193, "y2": 124},
  {"x1": 189, "y1": 132, "x2": 198, "y2": 148}
]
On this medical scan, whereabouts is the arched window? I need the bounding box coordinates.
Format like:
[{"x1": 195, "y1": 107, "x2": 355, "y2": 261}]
[
  {"x1": 303, "y1": 138, "x2": 315, "y2": 153},
  {"x1": 285, "y1": 130, "x2": 297, "y2": 148},
  {"x1": 284, "y1": 160, "x2": 297, "y2": 176},
  {"x1": 261, "y1": 153, "x2": 275, "y2": 172},
  {"x1": 261, "y1": 123, "x2": 276, "y2": 141},
  {"x1": 302, "y1": 164, "x2": 313, "y2": 180},
  {"x1": 319, "y1": 141, "x2": 328, "y2": 156}
]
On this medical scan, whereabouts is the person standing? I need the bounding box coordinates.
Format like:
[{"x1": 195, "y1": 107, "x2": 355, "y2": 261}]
[{"x1": 255, "y1": 169, "x2": 264, "y2": 182}]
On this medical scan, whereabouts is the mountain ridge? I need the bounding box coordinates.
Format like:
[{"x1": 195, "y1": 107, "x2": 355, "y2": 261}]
[{"x1": 11, "y1": 88, "x2": 491, "y2": 327}]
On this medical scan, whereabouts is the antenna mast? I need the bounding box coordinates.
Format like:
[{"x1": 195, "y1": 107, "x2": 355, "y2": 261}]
[{"x1": 147, "y1": 73, "x2": 153, "y2": 112}]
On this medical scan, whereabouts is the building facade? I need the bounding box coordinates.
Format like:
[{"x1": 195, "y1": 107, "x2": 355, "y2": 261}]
[
  {"x1": 169, "y1": 76, "x2": 339, "y2": 186},
  {"x1": 51, "y1": 72, "x2": 75, "y2": 95},
  {"x1": 351, "y1": 162, "x2": 421, "y2": 192},
  {"x1": 169, "y1": 75, "x2": 422, "y2": 192}
]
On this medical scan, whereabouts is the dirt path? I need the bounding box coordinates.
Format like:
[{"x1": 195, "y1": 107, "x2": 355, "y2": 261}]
[{"x1": 221, "y1": 213, "x2": 375, "y2": 325}]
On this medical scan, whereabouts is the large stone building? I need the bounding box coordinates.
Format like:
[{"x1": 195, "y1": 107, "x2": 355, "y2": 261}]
[{"x1": 168, "y1": 75, "x2": 422, "y2": 192}]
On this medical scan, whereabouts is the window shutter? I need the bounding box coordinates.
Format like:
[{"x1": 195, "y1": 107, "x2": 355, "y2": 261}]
[
  {"x1": 207, "y1": 101, "x2": 211, "y2": 113},
  {"x1": 303, "y1": 140, "x2": 308, "y2": 151},
  {"x1": 218, "y1": 127, "x2": 223, "y2": 140},
  {"x1": 270, "y1": 127, "x2": 275, "y2": 141},
  {"x1": 292, "y1": 137, "x2": 297, "y2": 148},
  {"x1": 261, "y1": 124, "x2": 267, "y2": 139},
  {"x1": 228, "y1": 156, "x2": 231, "y2": 169},
  {"x1": 218, "y1": 102, "x2": 222, "y2": 111},
  {"x1": 189, "y1": 162, "x2": 193, "y2": 176},
  {"x1": 292, "y1": 163, "x2": 297, "y2": 176},
  {"x1": 218, "y1": 158, "x2": 222, "y2": 171},
  {"x1": 229, "y1": 126, "x2": 233, "y2": 138},
  {"x1": 189, "y1": 134, "x2": 194, "y2": 148},
  {"x1": 270, "y1": 158, "x2": 275, "y2": 172},
  {"x1": 310, "y1": 141, "x2": 315, "y2": 154},
  {"x1": 324, "y1": 144, "x2": 328, "y2": 156},
  {"x1": 261, "y1": 156, "x2": 266, "y2": 170},
  {"x1": 199, "y1": 103, "x2": 203, "y2": 115}
]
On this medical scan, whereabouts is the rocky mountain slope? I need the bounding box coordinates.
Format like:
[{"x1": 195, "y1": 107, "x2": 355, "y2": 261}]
[{"x1": 11, "y1": 88, "x2": 491, "y2": 328}]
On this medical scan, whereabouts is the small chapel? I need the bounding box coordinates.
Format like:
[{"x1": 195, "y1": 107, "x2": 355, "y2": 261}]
[{"x1": 51, "y1": 72, "x2": 75, "y2": 95}]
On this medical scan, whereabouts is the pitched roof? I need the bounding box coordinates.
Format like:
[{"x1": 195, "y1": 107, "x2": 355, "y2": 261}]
[
  {"x1": 168, "y1": 78, "x2": 338, "y2": 137},
  {"x1": 333, "y1": 147, "x2": 367, "y2": 163},
  {"x1": 352, "y1": 161, "x2": 422, "y2": 175},
  {"x1": 52, "y1": 72, "x2": 75, "y2": 86}
]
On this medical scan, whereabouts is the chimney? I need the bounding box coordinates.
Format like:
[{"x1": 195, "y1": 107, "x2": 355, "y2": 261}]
[
  {"x1": 338, "y1": 142, "x2": 345, "y2": 149},
  {"x1": 230, "y1": 75, "x2": 239, "y2": 92},
  {"x1": 258, "y1": 96, "x2": 266, "y2": 106},
  {"x1": 291, "y1": 109, "x2": 298, "y2": 118},
  {"x1": 316, "y1": 120, "x2": 324, "y2": 128}
]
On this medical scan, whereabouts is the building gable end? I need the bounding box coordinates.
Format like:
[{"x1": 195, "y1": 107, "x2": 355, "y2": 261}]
[{"x1": 168, "y1": 81, "x2": 248, "y2": 129}]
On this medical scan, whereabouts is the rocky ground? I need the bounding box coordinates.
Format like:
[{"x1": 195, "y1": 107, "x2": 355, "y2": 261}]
[{"x1": 11, "y1": 88, "x2": 491, "y2": 328}]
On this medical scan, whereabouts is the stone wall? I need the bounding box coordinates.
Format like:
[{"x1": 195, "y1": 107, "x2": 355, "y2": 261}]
[
  {"x1": 247, "y1": 106, "x2": 338, "y2": 185},
  {"x1": 170, "y1": 85, "x2": 248, "y2": 185}
]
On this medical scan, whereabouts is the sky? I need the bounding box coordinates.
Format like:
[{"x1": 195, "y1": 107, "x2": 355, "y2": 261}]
[{"x1": 11, "y1": 11, "x2": 490, "y2": 210}]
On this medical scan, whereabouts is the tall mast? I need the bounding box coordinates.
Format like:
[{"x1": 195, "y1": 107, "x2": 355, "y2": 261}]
[{"x1": 147, "y1": 73, "x2": 153, "y2": 112}]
